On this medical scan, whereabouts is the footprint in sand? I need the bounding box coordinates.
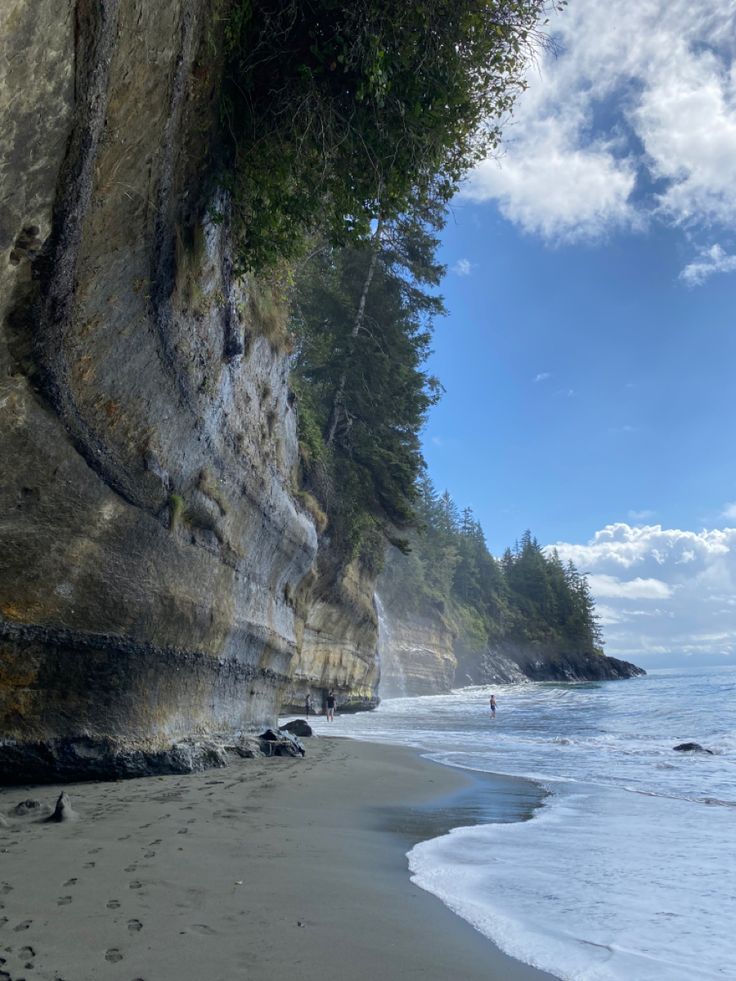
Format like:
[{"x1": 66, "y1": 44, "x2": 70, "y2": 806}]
[
  {"x1": 0, "y1": 884, "x2": 12, "y2": 895},
  {"x1": 128, "y1": 881, "x2": 142, "y2": 890},
  {"x1": 14, "y1": 920, "x2": 32, "y2": 931},
  {"x1": 127, "y1": 919, "x2": 142, "y2": 932},
  {"x1": 176, "y1": 829, "x2": 188, "y2": 835},
  {"x1": 106, "y1": 900, "x2": 121, "y2": 910},
  {"x1": 57, "y1": 896, "x2": 73, "y2": 906},
  {"x1": 84, "y1": 862, "x2": 96, "y2": 869},
  {"x1": 143, "y1": 851, "x2": 156, "y2": 859},
  {"x1": 148, "y1": 840, "x2": 162, "y2": 847},
  {"x1": 20, "y1": 944, "x2": 35, "y2": 968},
  {"x1": 89, "y1": 847, "x2": 102, "y2": 855},
  {"x1": 105, "y1": 948, "x2": 123, "y2": 963},
  {"x1": 190, "y1": 924, "x2": 216, "y2": 936},
  {"x1": 124, "y1": 865, "x2": 137, "y2": 873},
  {"x1": 63, "y1": 878, "x2": 77, "y2": 887},
  {"x1": 0, "y1": 916, "x2": 7, "y2": 928}
]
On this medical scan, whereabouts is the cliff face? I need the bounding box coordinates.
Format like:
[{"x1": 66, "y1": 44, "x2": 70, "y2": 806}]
[
  {"x1": 453, "y1": 641, "x2": 645, "y2": 686},
  {"x1": 375, "y1": 596, "x2": 456, "y2": 697},
  {"x1": 281, "y1": 551, "x2": 380, "y2": 714},
  {"x1": 376, "y1": 597, "x2": 644, "y2": 698},
  {"x1": 0, "y1": 0, "x2": 378, "y2": 780}
]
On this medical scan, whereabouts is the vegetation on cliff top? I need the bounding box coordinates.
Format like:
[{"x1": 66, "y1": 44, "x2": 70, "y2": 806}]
[
  {"x1": 221, "y1": 0, "x2": 558, "y2": 271},
  {"x1": 379, "y1": 475, "x2": 603, "y2": 664},
  {"x1": 218, "y1": 0, "x2": 564, "y2": 578}
]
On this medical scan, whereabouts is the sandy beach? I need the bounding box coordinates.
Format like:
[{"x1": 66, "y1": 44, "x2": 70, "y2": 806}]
[{"x1": 0, "y1": 737, "x2": 555, "y2": 981}]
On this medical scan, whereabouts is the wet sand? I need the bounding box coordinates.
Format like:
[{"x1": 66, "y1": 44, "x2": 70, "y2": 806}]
[{"x1": 0, "y1": 737, "x2": 556, "y2": 980}]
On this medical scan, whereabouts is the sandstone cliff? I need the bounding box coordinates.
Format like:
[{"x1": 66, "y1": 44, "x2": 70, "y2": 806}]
[
  {"x1": 375, "y1": 596, "x2": 456, "y2": 697},
  {"x1": 0, "y1": 0, "x2": 378, "y2": 781},
  {"x1": 376, "y1": 595, "x2": 644, "y2": 698}
]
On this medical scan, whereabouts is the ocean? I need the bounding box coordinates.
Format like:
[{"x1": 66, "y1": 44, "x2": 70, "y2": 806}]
[{"x1": 322, "y1": 665, "x2": 736, "y2": 980}]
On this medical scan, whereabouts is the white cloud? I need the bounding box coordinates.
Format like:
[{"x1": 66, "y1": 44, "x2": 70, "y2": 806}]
[
  {"x1": 587, "y1": 573, "x2": 673, "y2": 600},
  {"x1": 723, "y1": 502, "x2": 736, "y2": 519},
  {"x1": 465, "y1": 126, "x2": 637, "y2": 240},
  {"x1": 548, "y1": 522, "x2": 736, "y2": 659},
  {"x1": 534, "y1": 371, "x2": 552, "y2": 383},
  {"x1": 680, "y1": 244, "x2": 736, "y2": 286},
  {"x1": 462, "y1": 0, "x2": 736, "y2": 245},
  {"x1": 451, "y1": 258, "x2": 474, "y2": 276}
]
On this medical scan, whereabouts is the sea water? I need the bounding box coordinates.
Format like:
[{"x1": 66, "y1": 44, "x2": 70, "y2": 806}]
[{"x1": 322, "y1": 666, "x2": 736, "y2": 980}]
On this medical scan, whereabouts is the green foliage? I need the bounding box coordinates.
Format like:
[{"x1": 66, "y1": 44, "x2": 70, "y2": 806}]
[
  {"x1": 381, "y1": 475, "x2": 603, "y2": 661},
  {"x1": 220, "y1": 0, "x2": 556, "y2": 270},
  {"x1": 243, "y1": 265, "x2": 293, "y2": 350},
  {"x1": 290, "y1": 205, "x2": 443, "y2": 560}
]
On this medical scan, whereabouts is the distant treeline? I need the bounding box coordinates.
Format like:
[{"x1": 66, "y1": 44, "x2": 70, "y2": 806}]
[{"x1": 379, "y1": 476, "x2": 604, "y2": 661}]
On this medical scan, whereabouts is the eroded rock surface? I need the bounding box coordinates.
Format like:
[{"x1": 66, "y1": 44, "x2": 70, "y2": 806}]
[
  {"x1": 282, "y1": 552, "x2": 380, "y2": 714},
  {"x1": 0, "y1": 0, "x2": 377, "y2": 781},
  {"x1": 375, "y1": 596, "x2": 457, "y2": 698}
]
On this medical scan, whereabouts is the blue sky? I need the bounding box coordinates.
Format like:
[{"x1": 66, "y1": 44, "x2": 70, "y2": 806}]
[{"x1": 420, "y1": 0, "x2": 736, "y2": 661}]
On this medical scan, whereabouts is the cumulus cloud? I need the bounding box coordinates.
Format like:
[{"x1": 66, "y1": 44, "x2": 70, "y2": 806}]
[
  {"x1": 462, "y1": 0, "x2": 736, "y2": 247},
  {"x1": 680, "y1": 244, "x2": 736, "y2": 286},
  {"x1": 587, "y1": 574, "x2": 673, "y2": 600},
  {"x1": 548, "y1": 522, "x2": 736, "y2": 659},
  {"x1": 451, "y1": 258, "x2": 474, "y2": 276}
]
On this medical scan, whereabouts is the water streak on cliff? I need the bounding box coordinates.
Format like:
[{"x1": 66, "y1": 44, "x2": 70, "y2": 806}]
[{"x1": 375, "y1": 594, "x2": 408, "y2": 699}]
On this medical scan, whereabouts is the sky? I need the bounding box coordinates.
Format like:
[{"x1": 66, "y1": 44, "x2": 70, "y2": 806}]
[{"x1": 422, "y1": 0, "x2": 736, "y2": 663}]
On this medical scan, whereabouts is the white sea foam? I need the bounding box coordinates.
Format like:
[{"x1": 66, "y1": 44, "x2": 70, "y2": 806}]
[{"x1": 321, "y1": 665, "x2": 736, "y2": 980}]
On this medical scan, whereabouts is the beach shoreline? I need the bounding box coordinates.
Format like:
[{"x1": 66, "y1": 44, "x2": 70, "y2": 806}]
[{"x1": 0, "y1": 736, "x2": 556, "y2": 981}]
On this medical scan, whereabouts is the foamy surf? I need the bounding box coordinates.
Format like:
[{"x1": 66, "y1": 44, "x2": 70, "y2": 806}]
[
  {"x1": 408, "y1": 782, "x2": 735, "y2": 980},
  {"x1": 327, "y1": 665, "x2": 736, "y2": 980}
]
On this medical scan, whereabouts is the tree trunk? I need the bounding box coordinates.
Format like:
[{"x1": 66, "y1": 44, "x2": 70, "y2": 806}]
[{"x1": 326, "y1": 217, "x2": 383, "y2": 446}]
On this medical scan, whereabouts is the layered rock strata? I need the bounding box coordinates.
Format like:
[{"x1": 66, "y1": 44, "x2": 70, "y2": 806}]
[
  {"x1": 375, "y1": 597, "x2": 457, "y2": 698},
  {"x1": 377, "y1": 600, "x2": 644, "y2": 697},
  {"x1": 0, "y1": 0, "x2": 378, "y2": 780},
  {"x1": 281, "y1": 554, "x2": 379, "y2": 714}
]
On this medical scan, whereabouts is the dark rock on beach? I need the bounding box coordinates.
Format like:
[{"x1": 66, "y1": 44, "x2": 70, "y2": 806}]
[
  {"x1": 46, "y1": 791, "x2": 76, "y2": 822},
  {"x1": 673, "y1": 742, "x2": 714, "y2": 754},
  {"x1": 13, "y1": 799, "x2": 47, "y2": 818},
  {"x1": 259, "y1": 729, "x2": 305, "y2": 757},
  {"x1": 0, "y1": 734, "x2": 230, "y2": 784},
  {"x1": 280, "y1": 719, "x2": 313, "y2": 737}
]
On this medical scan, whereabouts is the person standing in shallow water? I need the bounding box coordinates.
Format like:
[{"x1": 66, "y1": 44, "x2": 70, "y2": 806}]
[
  {"x1": 326, "y1": 690, "x2": 336, "y2": 722},
  {"x1": 490, "y1": 694, "x2": 497, "y2": 719},
  {"x1": 305, "y1": 693, "x2": 312, "y2": 718}
]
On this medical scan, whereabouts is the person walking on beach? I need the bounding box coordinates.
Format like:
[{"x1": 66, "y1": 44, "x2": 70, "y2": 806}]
[
  {"x1": 490, "y1": 694, "x2": 497, "y2": 719},
  {"x1": 305, "y1": 693, "x2": 312, "y2": 718},
  {"x1": 326, "y1": 690, "x2": 336, "y2": 722}
]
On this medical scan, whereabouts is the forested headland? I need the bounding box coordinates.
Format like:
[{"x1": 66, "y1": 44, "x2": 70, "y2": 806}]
[{"x1": 379, "y1": 478, "x2": 606, "y2": 680}]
